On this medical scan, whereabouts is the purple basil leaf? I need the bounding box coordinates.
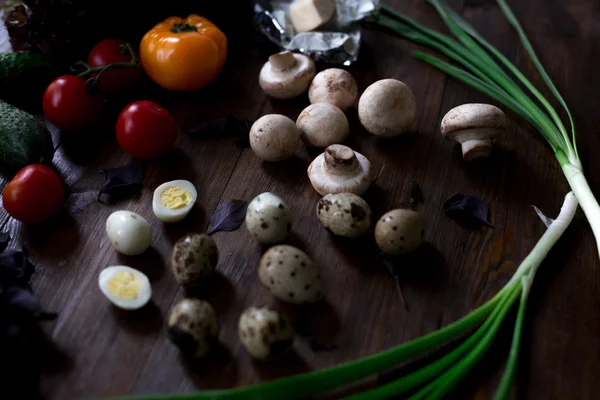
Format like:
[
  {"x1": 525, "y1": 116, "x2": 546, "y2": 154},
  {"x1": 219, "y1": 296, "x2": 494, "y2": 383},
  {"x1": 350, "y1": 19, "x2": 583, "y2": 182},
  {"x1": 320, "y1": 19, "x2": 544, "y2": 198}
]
[
  {"x1": 3, "y1": 286, "x2": 41, "y2": 315},
  {"x1": 189, "y1": 114, "x2": 253, "y2": 149},
  {"x1": 443, "y1": 192, "x2": 493, "y2": 228},
  {"x1": 0, "y1": 232, "x2": 10, "y2": 251},
  {"x1": 0, "y1": 250, "x2": 35, "y2": 284},
  {"x1": 98, "y1": 160, "x2": 145, "y2": 200},
  {"x1": 207, "y1": 200, "x2": 248, "y2": 235}
]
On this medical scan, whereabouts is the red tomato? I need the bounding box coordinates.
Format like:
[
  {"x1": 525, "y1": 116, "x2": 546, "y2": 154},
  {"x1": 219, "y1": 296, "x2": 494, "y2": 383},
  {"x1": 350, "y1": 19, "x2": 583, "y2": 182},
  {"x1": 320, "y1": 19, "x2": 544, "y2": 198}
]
[
  {"x1": 87, "y1": 39, "x2": 141, "y2": 94},
  {"x1": 43, "y1": 75, "x2": 103, "y2": 131},
  {"x1": 2, "y1": 165, "x2": 65, "y2": 224},
  {"x1": 116, "y1": 100, "x2": 177, "y2": 159}
]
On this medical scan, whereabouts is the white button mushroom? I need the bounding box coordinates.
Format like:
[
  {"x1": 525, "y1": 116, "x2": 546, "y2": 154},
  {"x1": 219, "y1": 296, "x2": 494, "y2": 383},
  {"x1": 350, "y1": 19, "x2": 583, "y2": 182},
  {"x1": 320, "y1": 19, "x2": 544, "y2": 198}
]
[
  {"x1": 98, "y1": 265, "x2": 152, "y2": 310},
  {"x1": 375, "y1": 209, "x2": 425, "y2": 256},
  {"x1": 307, "y1": 144, "x2": 373, "y2": 196},
  {"x1": 289, "y1": 0, "x2": 336, "y2": 33},
  {"x1": 238, "y1": 306, "x2": 295, "y2": 360},
  {"x1": 440, "y1": 103, "x2": 506, "y2": 161},
  {"x1": 308, "y1": 68, "x2": 358, "y2": 111},
  {"x1": 105, "y1": 210, "x2": 152, "y2": 256},
  {"x1": 259, "y1": 51, "x2": 316, "y2": 99},
  {"x1": 246, "y1": 192, "x2": 292, "y2": 244},
  {"x1": 259, "y1": 245, "x2": 323, "y2": 304},
  {"x1": 249, "y1": 114, "x2": 301, "y2": 162},
  {"x1": 358, "y1": 79, "x2": 417, "y2": 137},
  {"x1": 168, "y1": 298, "x2": 219, "y2": 358},
  {"x1": 296, "y1": 103, "x2": 349, "y2": 148},
  {"x1": 316, "y1": 193, "x2": 371, "y2": 238},
  {"x1": 171, "y1": 233, "x2": 218, "y2": 288}
]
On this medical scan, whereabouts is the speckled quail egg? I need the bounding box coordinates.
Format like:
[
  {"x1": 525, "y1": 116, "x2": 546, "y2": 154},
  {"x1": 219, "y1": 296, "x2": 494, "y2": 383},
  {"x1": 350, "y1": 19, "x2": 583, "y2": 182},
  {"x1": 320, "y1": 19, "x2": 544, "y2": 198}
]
[
  {"x1": 171, "y1": 233, "x2": 218, "y2": 288},
  {"x1": 98, "y1": 265, "x2": 151, "y2": 310},
  {"x1": 152, "y1": 180, "x2": 197, "y2": 223},
  {"x1": 246, "y1": 192, "x2": 292, "y2": 244},
  {"x1": 375, "y1": 209, "x2": 425, "y2": 256},
  {"x1": 259, "y1": 245, "x2": 323, "y2": 304},
  {"x1": 238, "y1": 306, "x2": 295, "y2": 360},
  {"x1": 106, "y1": 210, "x2": 152, "y2": 256},
  {"x1": 316, "y1": 193, "x2": 371, "y2": 238},
  {"x1": 168, "y1": 298, "x2": 219, "y2": 358}
]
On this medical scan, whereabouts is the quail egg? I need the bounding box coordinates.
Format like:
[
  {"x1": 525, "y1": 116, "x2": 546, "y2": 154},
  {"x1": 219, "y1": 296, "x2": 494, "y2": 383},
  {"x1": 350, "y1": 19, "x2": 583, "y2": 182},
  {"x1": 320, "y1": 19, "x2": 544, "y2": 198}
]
[
  {"x1": 152, "y1": 180, "x2": 197, "y2": 223},
  {"x1": 106, "y1": 210, "x2": 152, "y2": 256},
  {"x1": 375, "y1": 209, "x2": 425, "y2": 255},
  {"x1": 171, "y1": 233, "x2": 218, "y2": 288},
  {"x1": 238, "y1": 306, "x2": 295, "y2": 360},
  {"x1": 98, "y1": 265, "x2": 151, "y2": 310},
  {"x1": 168, "y1": 298, "x2": 219, "y2": 358},
  {"x1": 246, "y1": 192, "x2": 292, "y2": 244},
  {"x1": 259, "y1": 245, "x2": 323, "y2": 304},
  {"x1": 316, "y1": 193, "x2": 371, "y2": 238}
]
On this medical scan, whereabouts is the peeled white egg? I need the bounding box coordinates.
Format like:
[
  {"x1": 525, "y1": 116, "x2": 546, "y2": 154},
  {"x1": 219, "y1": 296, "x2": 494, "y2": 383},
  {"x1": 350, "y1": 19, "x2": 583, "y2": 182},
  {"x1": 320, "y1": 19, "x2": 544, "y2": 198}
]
[
  {"x1": 152, "y1": 180, "x2": 198, "y2": 223},
  {"x1": 98, "y1": 265, "x2": 151, "y2": 310},
  {"x1": 106, "y1": 210, "x2": 152, "y2": 256}
]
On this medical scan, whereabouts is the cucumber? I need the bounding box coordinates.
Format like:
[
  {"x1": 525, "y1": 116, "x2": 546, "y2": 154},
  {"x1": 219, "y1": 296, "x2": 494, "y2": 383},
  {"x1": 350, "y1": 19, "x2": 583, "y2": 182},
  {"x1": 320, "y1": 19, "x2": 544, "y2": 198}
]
[
  {"x1": 0, "y1": 52, "x2": 57, "y2": 112},
  {"x1": 0, "y1": 100, "x2": 55, "y2": 171}
]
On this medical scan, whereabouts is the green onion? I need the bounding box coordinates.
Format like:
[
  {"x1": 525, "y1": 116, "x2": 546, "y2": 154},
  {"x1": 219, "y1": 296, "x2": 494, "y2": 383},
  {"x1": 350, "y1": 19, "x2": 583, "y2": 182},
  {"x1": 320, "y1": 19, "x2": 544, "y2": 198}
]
[{"x1": 105, "y1": 1, "x2": 591, "y2": 399}]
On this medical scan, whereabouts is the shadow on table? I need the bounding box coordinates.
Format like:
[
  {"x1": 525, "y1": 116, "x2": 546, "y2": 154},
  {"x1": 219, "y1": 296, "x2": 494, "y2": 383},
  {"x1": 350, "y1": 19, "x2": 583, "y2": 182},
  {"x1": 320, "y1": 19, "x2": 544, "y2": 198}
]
[
  {"x1": 117, "y1": 246, "x2": 166, "y2": 282},
  {"x1": 110, "y1": 300, "x2": 163, "y2": 335},
  {"x1": 181, "y1": 343, "x2": 239, "y2": 390},
  {"x1": 251, "y1": 348, "x2": 311, "y2": 382},
  {"x1": 186, "y1": 271, "x2": 237, "y2": 316}
]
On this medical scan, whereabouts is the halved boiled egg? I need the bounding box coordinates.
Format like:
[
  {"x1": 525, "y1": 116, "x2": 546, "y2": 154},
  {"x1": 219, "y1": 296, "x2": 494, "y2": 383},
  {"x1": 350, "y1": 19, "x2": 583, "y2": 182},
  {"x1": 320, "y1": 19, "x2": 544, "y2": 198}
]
[
  {"x1": 98, "y1": 265, "x2": 152, "y2": 310},
  {"x1": 152, "y1": 180, "x2": 197, "y2": 223}
]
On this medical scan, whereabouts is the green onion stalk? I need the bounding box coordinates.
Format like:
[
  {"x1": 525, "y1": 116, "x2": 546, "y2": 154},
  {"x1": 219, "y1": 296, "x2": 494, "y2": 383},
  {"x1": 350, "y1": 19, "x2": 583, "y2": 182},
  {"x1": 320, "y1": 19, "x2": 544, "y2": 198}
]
[{"x1": 106, "y1": 1, "x2": 592, "y2": 399}]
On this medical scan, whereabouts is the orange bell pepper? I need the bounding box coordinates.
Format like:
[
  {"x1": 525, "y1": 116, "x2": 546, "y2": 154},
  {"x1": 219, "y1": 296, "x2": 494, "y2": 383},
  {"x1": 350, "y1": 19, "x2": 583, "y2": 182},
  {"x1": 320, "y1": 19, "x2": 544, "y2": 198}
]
[{"x1": 140, "y1": 15, "x2": 227, "y2": 92}]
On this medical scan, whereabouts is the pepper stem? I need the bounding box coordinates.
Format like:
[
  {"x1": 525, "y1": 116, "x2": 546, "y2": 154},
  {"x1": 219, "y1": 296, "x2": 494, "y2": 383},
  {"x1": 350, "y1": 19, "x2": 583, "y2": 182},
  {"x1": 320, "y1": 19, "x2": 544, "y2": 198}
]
[{"x1": 171, "y1": 23, "x2": 198, "y2": 33}]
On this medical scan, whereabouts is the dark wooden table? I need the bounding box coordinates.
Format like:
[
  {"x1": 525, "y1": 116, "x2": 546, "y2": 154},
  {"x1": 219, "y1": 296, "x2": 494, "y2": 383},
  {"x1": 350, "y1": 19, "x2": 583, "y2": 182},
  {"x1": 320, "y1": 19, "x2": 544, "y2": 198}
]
[{"x1": 3, "y1": 1, "x2": 600, "y2": 399}]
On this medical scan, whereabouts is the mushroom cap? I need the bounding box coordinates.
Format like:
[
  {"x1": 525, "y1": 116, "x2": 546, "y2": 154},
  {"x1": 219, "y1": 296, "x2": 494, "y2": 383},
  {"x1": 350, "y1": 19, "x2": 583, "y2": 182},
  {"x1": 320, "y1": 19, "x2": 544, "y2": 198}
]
[
  {"x1": 308, "y1": 68, "x2": 358, "y2": 111},
  {"x1": 440, "y1": 103, "x2": 506, "y2": 140},
  {"x1": 259, "y1": 51, "x2": 316, "y2": 99},
  {"x1": 358, "y1": 79, "x2": 417, "y2": 137},
  {"x1": 250, "y1": 114, "x2": 300, "y2": 162},
  {"x1": 307, "y1": 144, "x2": 373, "y2": 196},
  {"x1": 296, "y1": 103, "x2": 349, "y2": 147}
]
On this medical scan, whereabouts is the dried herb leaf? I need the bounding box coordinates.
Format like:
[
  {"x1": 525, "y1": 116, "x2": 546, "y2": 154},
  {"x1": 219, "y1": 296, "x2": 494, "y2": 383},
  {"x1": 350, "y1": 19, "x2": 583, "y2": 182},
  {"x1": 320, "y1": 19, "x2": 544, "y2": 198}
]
[
  {"x1": 189, "y1": 114, "x2": 253, "y2": 148},
  {"x1": 98, "y1": 160, "x2": 145, "y2": 200},
  {"x1": 381, "y1": 258, "x2": 409, "y2": 312},
  {"x1": 207, "y1": 200, "x2": 248, "y2": 235},
  {"x1": 0, "y1": 232, "x2": 10, "y2": 251},
  {"x1": 409, "y1": 181, "x2": 423, "y2": 206},
  {"x1": 443, "y1": 192, "x2": 493, "y2": 228},
  {"x1": 307, "y1": 335, "x2": 338, "y2": 352}
]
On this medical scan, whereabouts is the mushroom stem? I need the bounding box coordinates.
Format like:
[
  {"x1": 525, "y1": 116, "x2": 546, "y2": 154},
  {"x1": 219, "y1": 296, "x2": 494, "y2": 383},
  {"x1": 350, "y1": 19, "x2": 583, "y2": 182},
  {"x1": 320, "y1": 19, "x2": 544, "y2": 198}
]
[
  {"x1": 324, "y1": 145, "x2": 360, "y2": 176},
  {"x1": 459, "y1": 138, "x2": 492, "y2": 161},
  {"x1": 269, "y1": 51, "x2": 297, "y2": 72}
]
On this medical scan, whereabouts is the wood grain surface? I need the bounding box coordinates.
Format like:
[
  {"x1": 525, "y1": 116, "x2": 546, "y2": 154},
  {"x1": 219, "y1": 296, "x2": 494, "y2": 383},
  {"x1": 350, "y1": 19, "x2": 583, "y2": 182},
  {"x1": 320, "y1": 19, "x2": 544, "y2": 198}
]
[{"x1": 2, "y1": 0, "x2": 600, "y2": 399}]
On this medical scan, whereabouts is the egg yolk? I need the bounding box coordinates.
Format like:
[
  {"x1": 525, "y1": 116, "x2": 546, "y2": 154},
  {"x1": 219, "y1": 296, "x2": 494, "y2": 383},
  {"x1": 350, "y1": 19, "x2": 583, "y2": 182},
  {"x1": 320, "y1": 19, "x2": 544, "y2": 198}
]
[
  {"x1": 106, "y1": 271, "x2": 141, "y2": 300},
  {"x1": 160, "y1": 186, "x2": 193, "y2": 209}
]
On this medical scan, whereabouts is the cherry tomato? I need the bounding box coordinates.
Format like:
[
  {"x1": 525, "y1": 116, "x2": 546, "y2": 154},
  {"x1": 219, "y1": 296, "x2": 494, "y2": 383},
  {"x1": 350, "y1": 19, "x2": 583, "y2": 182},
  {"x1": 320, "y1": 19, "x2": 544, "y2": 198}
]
[
  {"x1": 87, "y1": 39, "x2": 141, "y2": 94},
  {"x1": 116, "y1": 100, "x2": 177, "y2": 159},
  {"x1": 43, "y1": 75, "x2": 103, "y2": 131},
  {"x1": 2, "y1": 165, "x2": 65, "y2": 224}
]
